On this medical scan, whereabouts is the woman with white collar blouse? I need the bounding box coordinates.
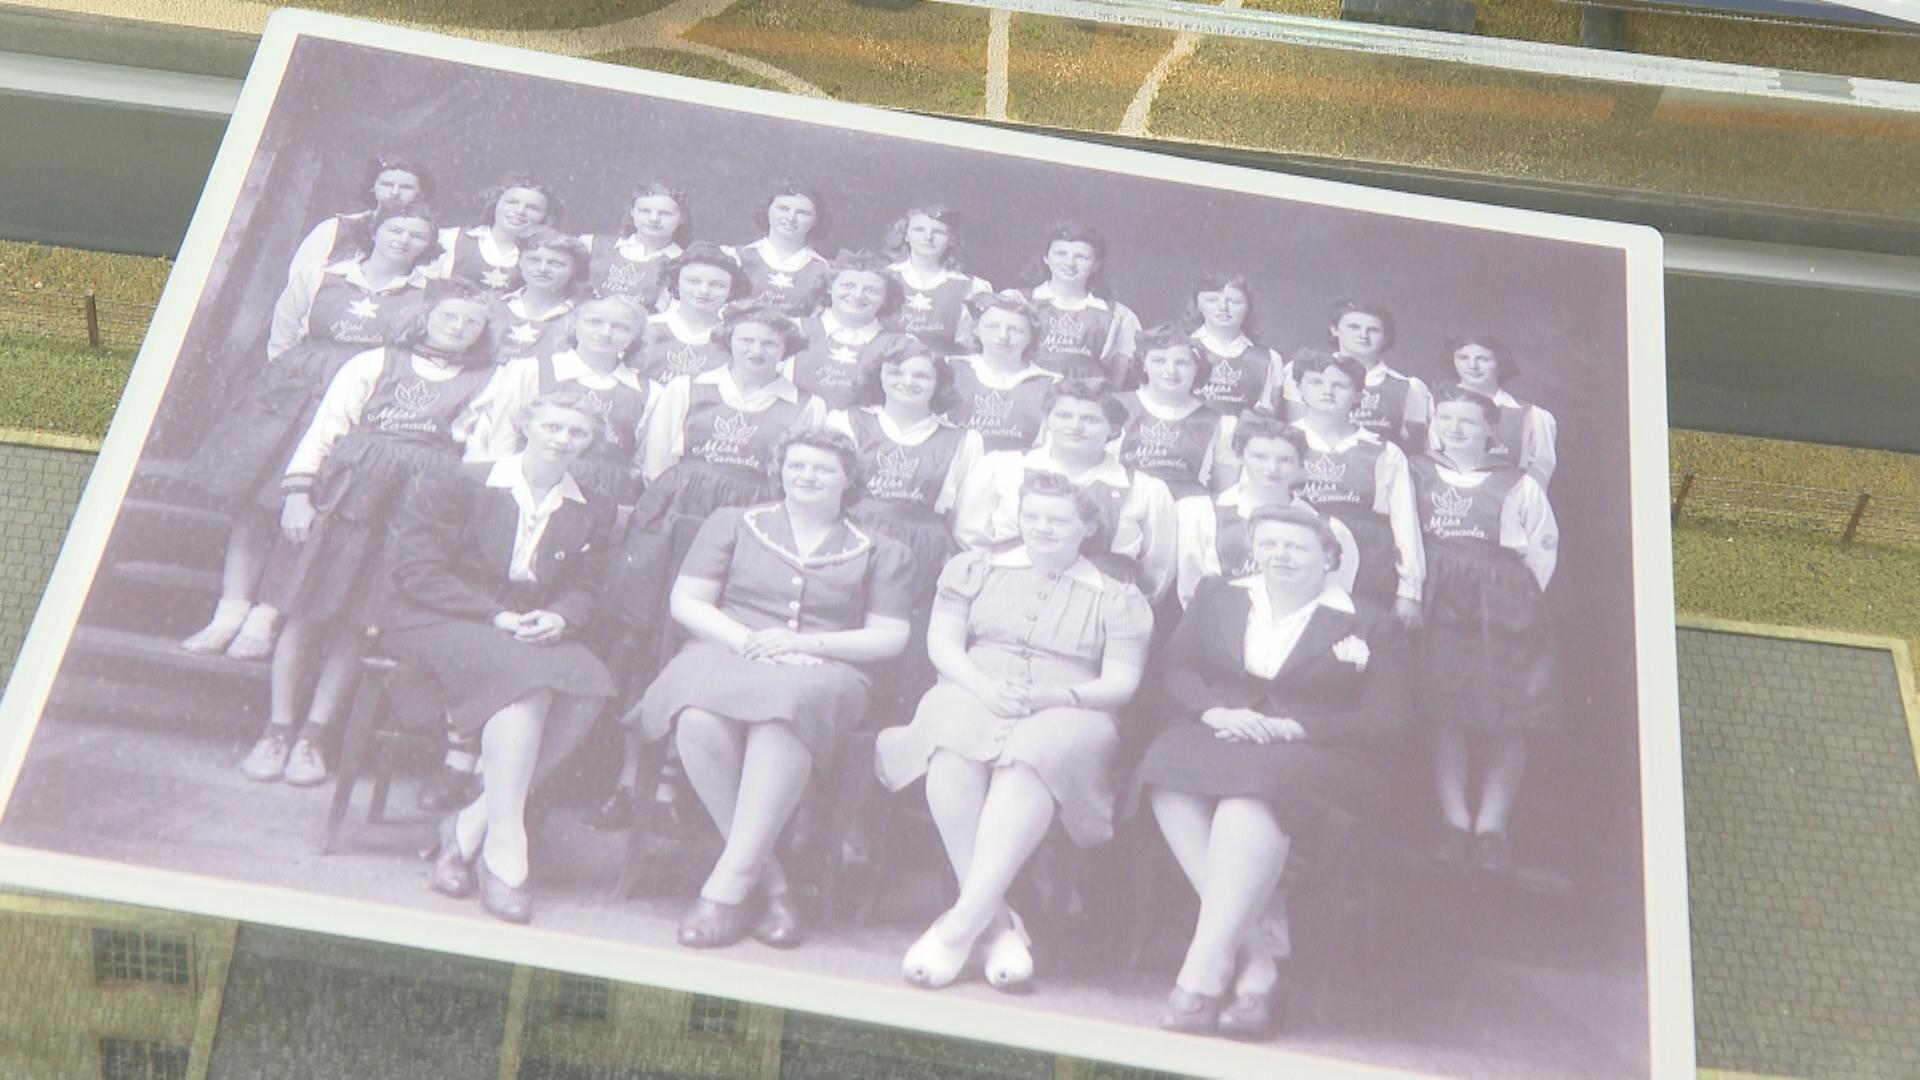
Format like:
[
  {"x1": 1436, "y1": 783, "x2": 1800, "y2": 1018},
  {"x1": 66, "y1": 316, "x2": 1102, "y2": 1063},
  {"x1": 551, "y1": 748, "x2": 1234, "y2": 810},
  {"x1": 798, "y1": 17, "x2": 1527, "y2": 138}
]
[
  {"x1": 1136, "y1": 505, "x2": 1411, "y2": 1040},
  {"x1": 386, "y1": 388, "x2": 618, "y2": 925},
  {"x1": 953, "y1": 379, "x2": 1178, "y2": 603},
  {"x1": 786, "y1": 249, "x2": 931, "y2": 412},
  {"x1": 875, "y1": 472, "x2": 1153, "y2": 992},
  {"x1": 1020, "y1": 221, "x2": 1141, "y2": 383},
  {"x1": 436, "y1": 173, "x2": 559, "y2": 296}
]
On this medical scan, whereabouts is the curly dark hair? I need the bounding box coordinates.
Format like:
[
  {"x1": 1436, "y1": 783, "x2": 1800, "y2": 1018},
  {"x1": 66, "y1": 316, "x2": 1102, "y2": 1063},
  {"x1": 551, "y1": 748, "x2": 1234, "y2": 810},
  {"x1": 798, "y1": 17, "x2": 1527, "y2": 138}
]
[
  {"x1": 769, "y1": 427, "x2": 864, "y2": 510},
  {"x1": 1125, "y1": 325, "x2": 1213, "y2": 395},
  {"x1": 1244, "y1": 504, "x2": 1342, "y2": 573},
  {"x1": 1181, "y1": 271, "x2": 1260, "y2": 339},
  {"x1": 754, "y1": 179, "x2": 830, "y2": 243},
  {"x1": 850, "y1": 339, "x2": 954, "y2": 413},
  {"x1": 718, "y1": 305, "x2": 808, "y2": 360},
  {"x1": 473, "y1": 172, "x2": 562, "y2": 231},
  {"x1": 826, "y1": 249, "x2": 904, "y2": 321},
  {"x1": 881, "y1": 205, "x2": 969, "y2": 272},
  {"x1": 664, "y1": 242, "x2": 749, "y2": 305},
  {"x1": 617, "y1": 180, "x2": 693, "y2": 247},
  {"x1": 1443, "y1": 333, "x2": 1519, "y2": 384}
]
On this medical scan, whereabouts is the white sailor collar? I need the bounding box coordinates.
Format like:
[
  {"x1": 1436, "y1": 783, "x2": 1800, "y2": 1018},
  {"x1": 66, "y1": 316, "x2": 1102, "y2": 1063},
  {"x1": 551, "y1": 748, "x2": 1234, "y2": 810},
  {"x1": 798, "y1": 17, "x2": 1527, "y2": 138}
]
[
  {"x1": 654, "y1": 305, "x2": 716, "y2": 345},
  {"x1": 1361, "y1": 362, "x2": 1411, "y2": 386},
  {"x1": 502, "y1": 290, "x2": 575, "y2": 321},
  {"x1": 859, "y1": 406, "x2": 954, "y2": 446},
  {"x1": 1021, "y1": 445, "x2": 1132, "y2": 488},
  {"x1": 1232, "y1": 576, "x2": 1355, "y2": 615},
  {"x1": 1030, "y1": 282, "x2": 1110, "y2": 312},
  {"x1": 695, "y1": 364, "x2": 802, "y2": 405},
  {"x1": 821, "y1": 310, "x2": 883, "y2": 345},
  {"x1": 961, "y1": 354, "x2": 1058, "y2": 390},
  {"x1": 1217, "y1": 485, "x2": 1314, "y2": 518},
  {"x1": 888, "y1": 260, "x2": 964, "y2": 291},
  {"x1": 989, "y1": 547, "x2": 1107, "y2": 590},
  {"x1": 1192, "y1": 328, "x2": 1254, "y2": 358},
  {"x1": 461, "y1": 225, "x2": 520, "y2": 265},
  {"x1": 746, "y1": 238, "x2": 824, "y2": 272},
  {"x1": 1426, "y1": 453, "x2": 1502, "y2": 487},
  {"x1": 1131, "y1": 388, "x2": 1207, "y2": 421},
  {"x1": 741, "y1": 503, "x2": 875, "y2": 568},
  {"x1": 485, "y1": 453, "x2": 587, "y2": 505},
  {"x1": 324, "y1": 259, "x2": 426, "y2": 294},
  {"x1": 614, "y1": 235, "x2": 682, "y2": 262},
  {"x1": 548, "y1": 349, "x2": 646, "y2": 392},
  {"x1": 1290, "y1": 420, "x2": 1382, "y2": 455}
]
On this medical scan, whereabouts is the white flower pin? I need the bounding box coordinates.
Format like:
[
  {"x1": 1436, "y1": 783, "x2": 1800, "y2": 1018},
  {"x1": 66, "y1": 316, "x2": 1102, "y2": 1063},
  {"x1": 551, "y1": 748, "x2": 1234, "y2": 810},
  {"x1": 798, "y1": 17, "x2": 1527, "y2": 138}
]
[{"x1": 1332, "y1": 635, "x2": 1370, "y2": 671}]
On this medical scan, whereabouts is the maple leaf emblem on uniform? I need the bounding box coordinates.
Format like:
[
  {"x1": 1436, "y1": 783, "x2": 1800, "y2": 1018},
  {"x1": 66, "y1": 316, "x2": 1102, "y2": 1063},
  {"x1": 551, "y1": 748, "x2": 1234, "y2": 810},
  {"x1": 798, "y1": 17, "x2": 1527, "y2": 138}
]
[
  {"x1": 1304, "y1": 454, "x2": 1346, "y2": 484},
  {"x1": 508, "y1": 322, "x2": 541, "y2": 346},
  {"x1": 828, "y1": 345, "x2": 860, "y2": 365},
  {"x1": 905, "y1": 291, "x2": 934, "y2": 312},
  {"x1": 1048, "y1": 313, "x2": 1085, "y2": 339},
  {"x1": 875, "y1": 445, "x2": 916, "y2": 480},
  {"x1": 1210, "y1": 361, "x2": 1240, "y2": 387},
  {"x1": 348, "y1": 297, "x2": 380, "y2": 320},
  {"x1": 1430, "y1": 485, "x2": 1473, "y2": 517},
  {"x1": 712, "y1": 411, "x2": 758, "y2": 444},
  {"x1": 1356, "y1": 388, "x2": 1381, "y2": 415},
  {"x1": 972, "y1": 391, "x2": 1014, "y2": 424},
  {"x1": 395, "y1": 380, "x2": 440, "y2": 413},
  {"x1": 481, "y1": 267, "x2": 510, "y2": 289},
  {"x1": 581, "y1": 388, "x2": 615, "y2": 425},
  {"x1": 1136, "y1": 419, "x2": 1180, "y2": 451},
  {"x1": 666, "y1": 346, "x2": 705, "y2": 376},
  {"x1": 767, "y1": 271, "x2": 795, "y2": 290}
]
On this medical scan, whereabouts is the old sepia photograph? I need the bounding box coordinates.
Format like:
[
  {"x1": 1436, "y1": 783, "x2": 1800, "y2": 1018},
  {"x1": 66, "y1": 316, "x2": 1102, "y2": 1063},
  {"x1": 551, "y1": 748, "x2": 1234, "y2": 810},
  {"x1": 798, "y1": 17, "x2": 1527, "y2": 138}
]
[{"x1": 0, "y1": 12, "x2": 1683, "y2": 1077}]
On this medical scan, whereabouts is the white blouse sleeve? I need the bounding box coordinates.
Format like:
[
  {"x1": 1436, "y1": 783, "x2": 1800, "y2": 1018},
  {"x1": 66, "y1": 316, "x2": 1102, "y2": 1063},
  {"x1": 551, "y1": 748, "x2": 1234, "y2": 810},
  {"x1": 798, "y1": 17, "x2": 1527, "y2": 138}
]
[
  {"x1": 285, "y1": 218, "x2": 338, "y2": 289},
  {"x1": 1175, "y1": 498, "x2": 1220, "y2": 609},
  {"x1": 934, "y1": 429, "x2": 985, "y2": 516},
  {"x1": 449, "y1": 365, "x2": 501, "y2": 457},
  {"x1": 952, "y1": 450, "x2": 1017, "y2": 551},
  {"x1": 283, "y1": 348, "x2": 384, "y2": 483},
  {"x1": 1125, "y1": 473, "x2": 1179, "y2": 602},
  {"x1": 1327, "y1": 514, "x2": 1360, "y2": 598},
  {"x1": 1502, "y1": 475, "x2": 1559, "y2": 590},
  {"x1": 266, "y1": 270, "x2": 322, "y2": 362},
  {"x1": 475, "y1": 358, "x2": 541, "y2": 462},
  {"x1": 640, "y1": 375, "x2": 694, "y2": 482},
  {"x1": 823, "y1": 408, "x2": 855, "y2": 440},
  {"x1": 1104, "y1": 301, "x2": 1142, "y2": 365},
  {"x1": 1519, "y1": 403, "x2": 1559, "y2": 489},
  {"x1": 1403, "y1": 375, "x2": 1435, "y2": 438},
  {"x1": 1374, "y1": 442, "x2": 1427, "y2": 602}
]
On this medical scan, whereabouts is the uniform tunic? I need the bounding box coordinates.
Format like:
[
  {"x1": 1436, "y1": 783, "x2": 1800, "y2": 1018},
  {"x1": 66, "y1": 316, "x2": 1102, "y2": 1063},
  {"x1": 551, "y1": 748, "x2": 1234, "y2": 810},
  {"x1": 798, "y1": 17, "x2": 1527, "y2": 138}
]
[
  {"x1": 636, "y1": 504, "x2": 917, "y2": 763},
  {"x1": 728, "y1": 239, "x2": 830, "y2": 316},
  {"x1": 786, "y1": 312, "x2": 930, "y2": 412},
  {"x1": 487, "y1": 291, "x2": 576, "y2": 366},
  {"x1": 883, "y1": 261, "x2": 991, "y2": 356},
  {"x1": 634, "y1": 308, "x2": 726, "y2": 386},
  {"x1": 1190, "y1": 330, "x2": 1279, "y2": 417},
  {"x1": 260, "y1": 347, "x2": 497, "y2": 621},
  {"x1": 828, "y1": 407, "x2": 983, "y2": 599},
  {"x1": 1290, "y1": 422, "x2": 1424, "y2": 609},
  {"x1": 193, "y1": 261, "x2": 427, "y2": 508},
  {"x1": 285, "y1": 210, "x2": 378, "y2": 297},
  {"x1": 1023, "y1": 283, "x2": 1140, "y2": 384},
  {"x1": 953, "y1": 446, "x2": 1179, "y2": 603},
  {"x1": 583, "y1": 234, "x2": 680, "y2": 311},
  {"x1": 1173, "y1": 486, "x2": 1359, "y2": 608},
  {"x1": 943, "y1": 356, "x2": 1060, "y2": 454},
  {"x1": 478, "y1": 350, "x2": 651, "y2": 504},
  {"x1": 875, "y1": 548, "x2": 1154, "y2": 846},
  {"x1": 1427, "y1": 387, "x2": 1559, "y2": 489},
  {"x1": 1347, "y1": 362, "x2": 1433, "y2": 450},
  {"x1": 1116, "y1": 390, "x2": 1228, "y2": 500},
  {"x1": 1407, "y1": 454, "x2": 1559, "y2": 731},
  {"x1": 436, "y1": 226, "x2": 522, "y2": 295}
]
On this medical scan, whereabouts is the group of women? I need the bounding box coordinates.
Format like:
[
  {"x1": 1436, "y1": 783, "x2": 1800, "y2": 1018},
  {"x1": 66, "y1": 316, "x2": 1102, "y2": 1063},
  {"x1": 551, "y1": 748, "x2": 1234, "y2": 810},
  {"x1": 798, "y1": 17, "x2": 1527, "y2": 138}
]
[{"x1": 172, "y1": 157, "x2": 1568, "y2": 1041}]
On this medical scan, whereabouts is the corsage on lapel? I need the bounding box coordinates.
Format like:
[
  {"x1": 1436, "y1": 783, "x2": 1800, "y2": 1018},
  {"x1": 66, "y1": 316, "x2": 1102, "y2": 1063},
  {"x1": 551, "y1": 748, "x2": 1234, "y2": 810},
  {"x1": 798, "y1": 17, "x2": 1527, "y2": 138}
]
[{"x1": 1332, "y1": 635, "x2": 1370, "y2": 671}]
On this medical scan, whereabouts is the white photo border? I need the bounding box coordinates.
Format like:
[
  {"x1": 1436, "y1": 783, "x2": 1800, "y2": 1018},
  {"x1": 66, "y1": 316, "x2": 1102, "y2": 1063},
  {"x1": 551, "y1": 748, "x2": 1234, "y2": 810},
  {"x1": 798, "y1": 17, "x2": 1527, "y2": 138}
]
[{"x1": 0, "y1": 10, "x2": 1687, "y2": 1077}]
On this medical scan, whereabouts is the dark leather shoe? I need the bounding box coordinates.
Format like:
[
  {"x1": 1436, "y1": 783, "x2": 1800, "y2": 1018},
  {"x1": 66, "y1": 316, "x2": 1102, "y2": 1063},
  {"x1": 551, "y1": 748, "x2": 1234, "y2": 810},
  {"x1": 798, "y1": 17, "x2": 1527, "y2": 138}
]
[
  {"x1": 1217, "y1": 991, "x2": 1276, "y2": 1040},
  {"x1": 425, "y1": 815, "x2": 476, "y2": 900},
  {"x1": 478, "y1": 862, "x2": 532, "y2": 925},
  {"x1": 417, "y1": 765, "x2": 481, "y2": 813},
  {"x1": 678, "y1": 896, "x2": 758, "y2": 949},
  {"x1": 1473, "y1": 831, "x2": 1515, "y2": 875},
  {"x1": 1158, "y1": 986, "x2": 1222, "y2": 1035},
  {"x1": 752, "y1": 891, "x2": 804, "y2": 949}
]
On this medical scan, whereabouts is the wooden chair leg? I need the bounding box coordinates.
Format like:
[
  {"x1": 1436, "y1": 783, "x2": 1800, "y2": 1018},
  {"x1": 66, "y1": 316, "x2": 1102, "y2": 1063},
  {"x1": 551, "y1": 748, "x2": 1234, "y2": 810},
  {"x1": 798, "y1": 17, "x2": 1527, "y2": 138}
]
[
  {"x1": 321, "y1": 664, "x2": 385, "y2": 855},
  {"x1": 612, "y1": 735, "x2": 675, "y2": 901},
  {"x1": 367, "y1": 770, "x2": 393, "y2": 825}
]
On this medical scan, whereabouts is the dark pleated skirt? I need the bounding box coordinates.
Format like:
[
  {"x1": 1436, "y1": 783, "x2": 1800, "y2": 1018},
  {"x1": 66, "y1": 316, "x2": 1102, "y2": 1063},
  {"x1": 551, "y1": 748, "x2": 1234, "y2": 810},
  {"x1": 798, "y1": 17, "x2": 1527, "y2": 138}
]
[
  {"x1": 186, "y1": 341, "x2": 363, "y2": 511},
  {"x1": 1416, "y1": 540, "x2": 1558, "y2": 732}
]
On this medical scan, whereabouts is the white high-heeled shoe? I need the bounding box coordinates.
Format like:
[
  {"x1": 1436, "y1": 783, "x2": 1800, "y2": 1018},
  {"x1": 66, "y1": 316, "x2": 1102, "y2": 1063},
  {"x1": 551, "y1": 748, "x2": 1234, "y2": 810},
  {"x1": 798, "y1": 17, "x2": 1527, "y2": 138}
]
[
  {"x1": 983, "y1": 909, "x2": 1033, "y2": 992},
  {"x1": 902, "y1": 921, "x2": 977, "y2": 989}
]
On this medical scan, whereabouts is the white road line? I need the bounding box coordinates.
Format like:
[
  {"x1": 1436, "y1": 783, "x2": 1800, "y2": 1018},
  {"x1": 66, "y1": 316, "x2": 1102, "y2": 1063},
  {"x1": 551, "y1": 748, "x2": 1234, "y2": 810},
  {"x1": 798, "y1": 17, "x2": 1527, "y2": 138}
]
[
  {"x1": 985, "y1": 7, "x2": 1011, "y2": 121},
  {"x1": 1118, "y1": 0, "x2": 1241, "y2": 137}
]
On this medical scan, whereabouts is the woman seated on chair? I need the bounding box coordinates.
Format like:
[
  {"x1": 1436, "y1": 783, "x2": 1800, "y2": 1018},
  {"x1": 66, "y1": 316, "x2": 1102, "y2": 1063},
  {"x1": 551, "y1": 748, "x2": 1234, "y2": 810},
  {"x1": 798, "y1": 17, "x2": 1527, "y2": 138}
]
[
  {"x1": 874, "y1": 471, "x2": 1154, "y2": 993},
  {"x1": 383, "y1": 387, "x2": 618, "y2": 925},
  {"x1": 630, "y1": 428, "x2": 915, "y2": 950},
  {"x1": 1134, "y1": 505, "x2": 1411, "y2": 1040}
]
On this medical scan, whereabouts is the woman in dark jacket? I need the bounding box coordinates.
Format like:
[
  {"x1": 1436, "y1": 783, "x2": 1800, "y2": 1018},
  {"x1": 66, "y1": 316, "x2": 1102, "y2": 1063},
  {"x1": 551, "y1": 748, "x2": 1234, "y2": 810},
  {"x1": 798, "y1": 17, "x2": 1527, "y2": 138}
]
[
  {"x1": 1134, "y1": 504, "x2": 1411, "y2": 1040},
  {"x1": 384, "y1": 387, "x2": 617, "y2": 925}
]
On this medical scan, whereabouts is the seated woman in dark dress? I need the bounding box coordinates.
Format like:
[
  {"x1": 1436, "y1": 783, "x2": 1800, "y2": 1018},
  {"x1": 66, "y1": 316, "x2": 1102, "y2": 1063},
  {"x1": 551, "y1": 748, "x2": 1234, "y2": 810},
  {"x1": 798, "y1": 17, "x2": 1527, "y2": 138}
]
[
  {"x1": 384, "y1": 387, "x2": 618, "y2": 925},
  {"x1": 1135, "y1": 505, "x2": 1411, "y2": 1040},
  {"x1": 632, "y1": 428, "x2": 916, "y2": 950}
]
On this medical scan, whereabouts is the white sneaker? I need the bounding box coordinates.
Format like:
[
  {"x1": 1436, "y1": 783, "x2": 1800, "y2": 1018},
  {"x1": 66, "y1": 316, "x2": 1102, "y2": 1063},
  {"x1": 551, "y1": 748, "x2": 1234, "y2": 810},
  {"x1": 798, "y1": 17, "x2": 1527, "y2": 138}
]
[
  {"x1": 282, "y1": 738, "x2": 329, "y2": 787},
  {"x1": 240, "y1": 731, "x2": 292, "y2": 781}
]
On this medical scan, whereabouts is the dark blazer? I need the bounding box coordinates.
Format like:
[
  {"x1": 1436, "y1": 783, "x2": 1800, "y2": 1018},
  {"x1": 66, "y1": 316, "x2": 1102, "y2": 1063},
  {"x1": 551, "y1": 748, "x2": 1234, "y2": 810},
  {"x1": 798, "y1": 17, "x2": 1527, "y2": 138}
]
[
  {"x1": 1152, "y1": 576, "x2": 1412, "y2": 745},
  {"x1": 385, "y1": 460, "x2": 615, "y2": 634}
]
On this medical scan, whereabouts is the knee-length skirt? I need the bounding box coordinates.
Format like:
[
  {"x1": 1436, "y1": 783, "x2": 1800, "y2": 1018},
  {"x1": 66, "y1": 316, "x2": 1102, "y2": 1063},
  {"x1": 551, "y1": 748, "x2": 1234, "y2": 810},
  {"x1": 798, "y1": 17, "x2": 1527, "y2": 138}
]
[
  {"x1": 186, "y1": 341, "x2": 361, "y2": 512},
  {"x1": 636, "y1": 640, "x2": 872, "y2": 767},
  {"x1": 383, "y1": 618, "x2": 614, "y2": 739},
  {"x1": 1416, "y1": 540, "x2": 1558, "y2": 732},
  {"x1": 1132, "y1": 721, "x2": 1389, "y2": 832},
  {"x1": 875, "y1": 680, "x2": 1120, "y2": 848}
]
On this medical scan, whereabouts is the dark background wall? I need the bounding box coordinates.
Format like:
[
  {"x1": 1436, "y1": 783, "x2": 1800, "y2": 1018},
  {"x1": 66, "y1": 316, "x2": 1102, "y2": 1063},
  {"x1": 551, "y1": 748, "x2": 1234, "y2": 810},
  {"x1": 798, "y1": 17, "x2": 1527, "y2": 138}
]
[{"x1": 141, "y1": 35, "x2": 1645, "y2": 909}]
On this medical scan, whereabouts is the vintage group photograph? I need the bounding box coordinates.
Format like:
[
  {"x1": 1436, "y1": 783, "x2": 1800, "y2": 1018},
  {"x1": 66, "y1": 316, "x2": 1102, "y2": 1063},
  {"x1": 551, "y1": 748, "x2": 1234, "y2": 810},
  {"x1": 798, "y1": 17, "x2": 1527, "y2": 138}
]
[{"x1": 0, "y1": 14, "x2": 1683, "y2": 1078}]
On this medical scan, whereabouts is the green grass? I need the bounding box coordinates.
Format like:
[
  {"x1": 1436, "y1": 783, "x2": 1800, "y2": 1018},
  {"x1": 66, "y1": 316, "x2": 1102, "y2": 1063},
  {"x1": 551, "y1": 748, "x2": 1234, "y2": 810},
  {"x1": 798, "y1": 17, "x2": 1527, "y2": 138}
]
[
  {"x1": 279, "y1": 0, "x2": 677, "y2": 32},
  {"x1": 1006, "y1": 15, "x2": 1174, "y2": 131},
  {"x1": 0, "y1": 241, "x2": 171, "y2": 306},
  {"x1": 0, "y1": 337, "x2": 134, "y2": 440},
  {"x1": 687, "y1": 0, "x2": 990, "y2": 115},
  {"x1": 593, "y1": 46, "x2": 785, "y2": 91}
]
